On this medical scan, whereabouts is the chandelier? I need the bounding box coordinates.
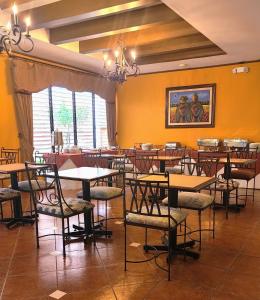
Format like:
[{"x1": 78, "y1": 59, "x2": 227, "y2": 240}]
[
  {"x1": 0, "y1": 4, "x2": 33, "y2": 55},
  {"x1": 103, "y1": 41, "x2": 140, "y2": 84}
]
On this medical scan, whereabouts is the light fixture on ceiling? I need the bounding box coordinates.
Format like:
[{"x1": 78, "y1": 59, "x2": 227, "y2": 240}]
[
  {"x1": 178, "y1": 63, "x2": 187, "y2": 67},
  {"x1": 103, "y1": 40, "x2": 140, "y2": 84},
  {"x1": 0, "y1": 3, "x2": 34, "y2": 55}
]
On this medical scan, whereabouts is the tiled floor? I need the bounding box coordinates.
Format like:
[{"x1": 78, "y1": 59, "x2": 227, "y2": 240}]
[{"x1": 1, "y1": 189, "x2": 260, "y2": 299}]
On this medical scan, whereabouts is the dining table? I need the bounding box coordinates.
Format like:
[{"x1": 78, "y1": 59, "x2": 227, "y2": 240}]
[
  {"x1": 137, "y1": 173, "x2": 216, "y2": 260},
  {"x1": 0, "y1": 163, "x2": 35, "y2": 228},
  {"x1": 46, "y1": 166, "x2": 120, "y2": 237}
]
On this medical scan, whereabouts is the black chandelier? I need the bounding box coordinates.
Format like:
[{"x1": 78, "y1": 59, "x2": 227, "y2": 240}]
[
  {"x1": 0, "y1": 4, "x2": 33, "y2": 55},
  {"x1": 103, "y1": 41, "x2": 140, "y2": 84}
]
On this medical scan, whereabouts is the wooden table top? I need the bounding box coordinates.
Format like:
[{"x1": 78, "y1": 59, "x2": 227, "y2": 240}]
[
  {"x1": 0, "y1": 163, "x2": 26, "y2": 174},
  {"x1": 152, "y1": 156, "x2": 182, "y2": 161},
  {"x1": 47, "y1": 167, "x2": 119, "y2": 181},
  {"x1": 139, "y1": 174, "x2": 215, "y2": 191},
  {"x1": 219, "y1": 158, "x2": 256, "y2": 165}
]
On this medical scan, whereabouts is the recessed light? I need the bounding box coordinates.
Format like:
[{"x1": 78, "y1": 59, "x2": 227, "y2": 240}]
[{"x1": 178, "y1": 63, "x2": 187, "y2": 67}]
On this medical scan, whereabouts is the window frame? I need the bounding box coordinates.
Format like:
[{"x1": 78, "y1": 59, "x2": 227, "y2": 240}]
[{"x1": 32, "y1": 87, "x2": 108, "y2": 152}]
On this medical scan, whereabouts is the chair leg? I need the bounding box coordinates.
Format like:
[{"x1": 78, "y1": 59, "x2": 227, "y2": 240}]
[
  {"x1": 35, "y1": 213, "x2": 40, "y2": 249},
  {"x1": 184, "y1": 220, "x2": 187, "y2": 261},
  {"x1": 124, "y1": 222, "x2": 127, "y2": 271},
  {"x1": 212, "y1": 205, "x2": 216, "y2": 239},
  {"x1": 105, "y1": 201, "x2": 108, "y2": 237},
  {"x1": 61, "y1": 218, "x2": 66, "y2": 257},
  {"x1": 253, "y1": 177, "x2": 256, "y2": 202},
  {"x1": 198, "y1": 211, "x2": 202, "y2": 251},
  {"x1": 144, "y1": 228, "x2": 148, "y2": 252},
  {"x1": 91, "y1": 209, "x2": 96, "y2": 247},
  {"x1": 168, "y1": 229, "x2": 172, "y2": 281}
]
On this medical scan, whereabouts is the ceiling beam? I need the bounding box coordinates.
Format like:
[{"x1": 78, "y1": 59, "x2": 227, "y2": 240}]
[
  {"x1": 134, "y1": 34, "x2": 213, "y2": 57},
  {"x1": 79, "y1": 20, "x2": 198, "y2": 53},
  {"x1": 18, "y1": 0, "x2": 160, "y2": 30},
  {"x1": 136, "y1": 45, "x2": 225, "y2": 65},
  {"x1": 0, "y1": 0, "x2": 33, "y2": 9},
  {"x1": 49, "y1": 4, "x2": 180, "y2": 44}
]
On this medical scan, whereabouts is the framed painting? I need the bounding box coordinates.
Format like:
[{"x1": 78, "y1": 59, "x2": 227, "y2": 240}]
[{"x1": 165, "y1": 84, "x2": 216, "y2": 128}]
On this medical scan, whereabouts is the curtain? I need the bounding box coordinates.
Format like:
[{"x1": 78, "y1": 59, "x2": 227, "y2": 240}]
[
  {"x1": 10, "y1": 57, "x2": 117, "y2": 161},
  {"x1": 13, "y1": 92, "x2": 33, "y2": 162},
  {"x1": 106, "y1": 102, "x2": 117, "y2": 146}
]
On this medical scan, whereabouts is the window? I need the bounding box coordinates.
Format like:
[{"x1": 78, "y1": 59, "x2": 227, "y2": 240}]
[
  {"x1": 32, "y1": 87, "x2": 108, "y2": 153},
  {"x1": 32, "y1": 89, "x2": 52, "y2": 153}
]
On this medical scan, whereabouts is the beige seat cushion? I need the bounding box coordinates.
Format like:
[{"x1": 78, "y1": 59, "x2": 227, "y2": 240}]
[
  {"x1": 0, "y1": 188, "x2": 20, "y2": 200},
  {"x1": 126, "y1": 206, "x2": 187, "y2": 228},
  {"x1": 208, "y1": 179, "x2": 239, "y2": 191},
  {"x1": 77, "y1": 186, "x2": 122, "y2": 200},
  {"x1": 165, "y1": 165, "x2": 183, "y2": 174},
  {"x1": 18, "y1": 180, "x2": 54, "y2": 192},
  {"x1": 162, "y1": 192, "x2": 213, "y2": 210},
  {"x1": 37, "y1": 198, "x2": 94, "y2": 217},
  {"x1": 0, "y1": 174, "x2": 10, "y2": 180}
]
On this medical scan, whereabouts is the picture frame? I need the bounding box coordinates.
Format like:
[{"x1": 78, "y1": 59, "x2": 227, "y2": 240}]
[{"x1": 165, "y1": 83, "x2": 216, "y2": 128}]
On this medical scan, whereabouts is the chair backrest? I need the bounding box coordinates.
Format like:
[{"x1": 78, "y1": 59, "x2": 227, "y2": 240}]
[
  {"x1": 197, "y1": 138, "x2": 220, "y2": 151},
  {"x1": 165, "y1": 147, "x2": 186, "y2": 158},
  {"x1": 25, "y1": 162, "x2": 75, "y2": 217},
  {"x1": 84, "y1": 153, "x2": 109, "y2": 168},
  {"x1": 125, "y1": 175, "x2": 176, "y2": 227},
  {"x1": 134, "y1": 156, "x2": 156, "y2": 174},
  {"x1": 182, "y1": 155, "x2": 219, "y2": 177},
  {"x1": 1, "y1": 147, "x2": 20, "y2": 163}
]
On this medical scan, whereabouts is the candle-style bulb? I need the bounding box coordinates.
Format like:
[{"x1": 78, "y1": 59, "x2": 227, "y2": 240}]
[
  {"x1": 6, "y1": 21, "x2": 11, "y2": 31},
  {"x1": 131, "y1": 49, "x2": 136, "y2": 61},
  {"x1": 12, "y1": 3, "x2": 18, "y2": 15},
  {"x1": 24, "y1": 16, "x2": 31, "y2": 35},
  {"x1": 103, "y1": 53, "x2": 108, "y2": 61},
  {"x1": 114, "y1": 49, "x2": 119, "y2": 58}
]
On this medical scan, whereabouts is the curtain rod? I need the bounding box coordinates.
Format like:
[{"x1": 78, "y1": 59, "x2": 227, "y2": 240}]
[{"x1": 9, "y1": 51, "x2": 102, "y2": 78}]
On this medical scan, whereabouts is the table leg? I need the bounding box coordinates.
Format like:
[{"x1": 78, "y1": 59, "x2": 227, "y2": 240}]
[{"x1": 159, "y1": 161, "x2": 166, "y2": 198}]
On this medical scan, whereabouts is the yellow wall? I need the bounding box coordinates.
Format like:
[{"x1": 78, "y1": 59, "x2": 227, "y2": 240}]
[
  {"x1": 0, "y1": 56, "x2": 19, "y2": 148},
  {"x1": 117, "y1": 61, "x2": 260, "y2": 148}
]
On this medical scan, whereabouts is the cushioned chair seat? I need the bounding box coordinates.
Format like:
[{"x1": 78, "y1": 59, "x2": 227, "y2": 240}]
[
  {"x1": 0, "y1": 188, "x2": 20, "y2": 200},
  {"x1": 162, "y1": 192, "x2": 213, "y2": 210},
  {"x1": 37, "y1": 198, "x2": 94, "y2": 216},
  {"x1": 209, "y1": 179, "x2": 239, "y2": 191},
  {"x1": 230, "y1": 169, "x2": 255, "y2": 180},
  {"x1": 17, "y1": 180, "x2": 54, "y2": 192},
  {"x1": 126, "y1": 206, "x2": 187, "y2": 228},
  {"x1": 165, "y1": 165, "x2": 183, "y2": 174},
  {"x1": 0, "y1": 174, "x2": 10, "y2": 180},
  {"x1": 77, "y1": 186, "x2": 122, "y2": 200}
]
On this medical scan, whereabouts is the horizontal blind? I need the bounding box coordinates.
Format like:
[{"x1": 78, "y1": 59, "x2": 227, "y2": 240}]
[
  {"x1": 32, "y1": 88, "x2": 52, "y2": 153},
  {"x1": 52, "y1": 87, "x2": 74, "y2": 147},
  {"x1": 95, "y1": 95, "x2": 108, "y2": 148},
  {"x1": 75, "y1": 92, "x2": 93, "y2": 148}
]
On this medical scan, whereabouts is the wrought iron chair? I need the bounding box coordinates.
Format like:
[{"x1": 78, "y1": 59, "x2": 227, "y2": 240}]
[
  {"x1": 0, "y1": 148, "x2": 20, "y2": 219},
  {"x1": 163, "y1": 157, "x2": 217, "y2": 250},
  {"x1": 125, "y1": 175, "x2": 187, "y2": 281},
  {"x1": 25, "y1": 162, "x2": 95, "y2": 256},
  {"x1": 133, "y1": 156, "x2": 157, "y2": 175},
  {"x1": 0, "y1": 188, "x2": 21, "y2": 226},
  {"x1": 198, "y1": 151, "x2": 240, "y2": 219},
  {"x1": 164, "y1": 147, "x2": 187, "y2": 174},
  {"x1": 229, "y1": 147, "x2": 258, "y2": 203},
  {"x1": 78, "y1": 155, "x2": 124, "y2": 237}
]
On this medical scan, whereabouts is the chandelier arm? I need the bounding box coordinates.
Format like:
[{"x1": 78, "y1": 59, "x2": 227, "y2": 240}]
[{"x1": 16, "y1": 36, "x2": 34, "y2": 53}]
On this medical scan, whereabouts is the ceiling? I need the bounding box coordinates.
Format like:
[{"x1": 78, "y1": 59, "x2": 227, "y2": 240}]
[{"x1": 1, "y1": 0, "x2": 260, "y2": 74}]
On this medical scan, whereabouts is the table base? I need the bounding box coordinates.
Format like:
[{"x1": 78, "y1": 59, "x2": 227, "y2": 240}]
[
  {"x1": 143, "y1": 240, "x2": 200, "y2": 261},
  {"x1": 1, "y1": 216, "x2": 35, "y2": 229}
]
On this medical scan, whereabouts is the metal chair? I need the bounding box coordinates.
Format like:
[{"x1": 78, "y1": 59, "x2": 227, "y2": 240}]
[
  {"x1": 163, "y1": 157, "x2": 217, "y2": 250},
  {"x1": 229, "y1": 147, "x2": 258, "y2": 203},
  {"x1": 25, "y1": 162, "x2": 95, "y2": 256},
  {"x1": 125, "y1": 175, "x2": 187, "y2": 281},
  {"x1": 0, "y1": 188, "x2": 21, "y2": 227},
  {"x1": 164, "y1": 147, "x2": 187, "y2": 174}
]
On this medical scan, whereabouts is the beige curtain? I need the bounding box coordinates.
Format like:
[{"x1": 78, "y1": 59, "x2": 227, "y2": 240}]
[
  {"x1": 10, "y1": 57, "x2": 117, "y2": 161},
  {"x1": 13, "y1": 92, "x2": 33, "y2": 162},
  {"x1": 106, "y1": 102, "x2": 117, "y2": 146}
]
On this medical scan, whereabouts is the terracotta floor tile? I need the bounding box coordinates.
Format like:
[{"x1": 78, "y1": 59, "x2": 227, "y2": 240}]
[{"x1": 2, "y1": 271, "x2": 58, "y2": 299}]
